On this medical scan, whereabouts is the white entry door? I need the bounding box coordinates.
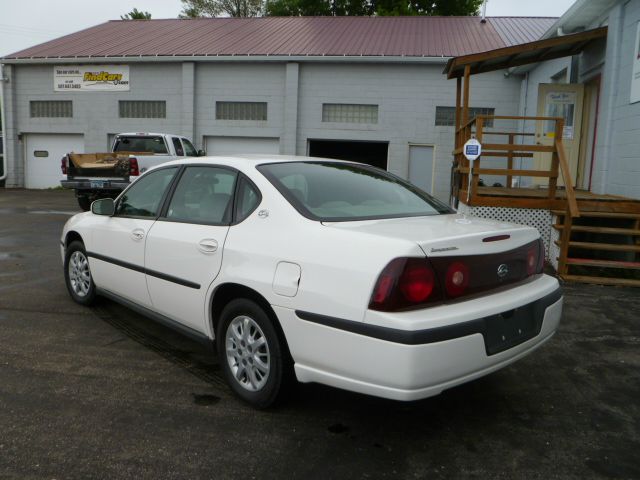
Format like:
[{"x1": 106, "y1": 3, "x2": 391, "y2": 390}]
[
  {"x1": 408, "y1": 145, "x2": 435, "y2": 194},
  {"x1": 534, "y1": 84, "x2": 584, "y2": 187},
  {"x1": 205, "y1": 136, "x2": 279, "y2": 156},
  {"x1": 25, "y1": 134, "x2": 84, "y2": 189}
]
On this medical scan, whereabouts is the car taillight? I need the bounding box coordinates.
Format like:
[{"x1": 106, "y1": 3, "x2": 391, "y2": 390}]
[
  {"x1": 527, "y1": 238, "x2": 545, "y2": 275},
  {"x1": 369, "y1": 258, "x2": 441, "y2": 311},
  {"x1": 129, "y1": 157, "x2": 139, "y2": 176},
  {"x1": 445, "y1": 261, "x2": 470, "y2": 297},
  {"x1": 61, "y1": 157, "x2": 67, "y2": 175}
]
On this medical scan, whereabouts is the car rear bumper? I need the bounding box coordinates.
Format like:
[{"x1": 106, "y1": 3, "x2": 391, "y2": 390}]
[
  {"x1": 61, "y1": 179, "x2": 129, "y2": 191},
  {"x1": 275, "y1": 274, "x2": 562, "y2": 401}
]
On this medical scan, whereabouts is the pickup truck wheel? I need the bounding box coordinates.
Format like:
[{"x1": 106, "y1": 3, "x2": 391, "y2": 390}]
[
  {"x1": 77, "y1": 196, "x2": 91, "y2": 211},
  {"x1": 217, "y1": 299, "x2": 291, "y2": 408},
  {"x1": 64, "y1": 241, "x2": 97, "y2": 305}
]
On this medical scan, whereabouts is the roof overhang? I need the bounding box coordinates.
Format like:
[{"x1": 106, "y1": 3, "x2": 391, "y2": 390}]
[
  {"x1": 0, "y1": 54, "x2": 451, "y2": 66},
  {"x1": 444, "y1": 26, "x2": 607, "y2": 79}
]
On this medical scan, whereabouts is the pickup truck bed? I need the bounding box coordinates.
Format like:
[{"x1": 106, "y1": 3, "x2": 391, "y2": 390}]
[{"x1": 60, "y1": 133, "x2": 201, "y2": 210}]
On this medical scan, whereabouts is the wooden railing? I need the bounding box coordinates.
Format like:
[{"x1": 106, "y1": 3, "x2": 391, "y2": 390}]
[{"x1": 452, "y1": 114, "x2": 579, "y2": 218}]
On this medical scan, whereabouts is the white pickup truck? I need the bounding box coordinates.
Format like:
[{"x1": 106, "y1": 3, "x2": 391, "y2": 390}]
[{"x1": 61, "y1": 132, "x2": 203, "y2": 210}]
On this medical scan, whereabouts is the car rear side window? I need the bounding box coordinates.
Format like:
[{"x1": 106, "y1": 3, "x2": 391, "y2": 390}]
[
  {"x1": 166, "y1": 167, "x2": 237, "y2": 225},
  {"x1": 116, "y1": 167, "x2": 178, "y2": 218},
  {"x1": 258, "y1": 162, "x2": 453, "y2": 222},
  {"x1": 234, "y1": 176, "x2": 261, "y2": 223}
]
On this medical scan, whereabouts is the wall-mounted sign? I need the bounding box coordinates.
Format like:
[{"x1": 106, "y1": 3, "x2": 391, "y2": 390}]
[
  {"x1": 631, "y1": 22, "x2": 640, "y2": 104},
  {"x1": 54, "y1": 65, "x2": 130, "y2": 92}
]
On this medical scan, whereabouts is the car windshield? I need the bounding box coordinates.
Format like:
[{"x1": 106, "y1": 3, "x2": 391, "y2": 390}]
[
  {"x1": 113, "y1": 136, "x2": 168, "y2": 154},
  {"x1": 258, "y1": 161, "x2": 453, "y2": 221}
]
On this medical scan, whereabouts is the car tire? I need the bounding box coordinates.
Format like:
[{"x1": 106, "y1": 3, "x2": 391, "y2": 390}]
[
  {"x1": 217, "y1": 298, "x2": 292, "y2": 408},
  {"x1": 77, "y1": 196, "x2": 91, "y2": 211},
  {"x1": 64, "y1": 240, "x2": 97, "y2": 306}
]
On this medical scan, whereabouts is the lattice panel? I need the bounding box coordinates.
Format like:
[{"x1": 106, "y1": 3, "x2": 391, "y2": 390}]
[{"x1": 456, "y1": 204, "x2": 554, "y2": 262}]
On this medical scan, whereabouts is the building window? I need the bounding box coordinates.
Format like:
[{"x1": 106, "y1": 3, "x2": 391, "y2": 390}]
[
  {"x1": 322, "y1": 104, "x2": 378, "y2": 124},
  {"x1": 216, "y1": 102, "x2": 267, "y2": 121},
  {"x1": 119, "y1": 101, "x2": 166, "y2": 119},
  {"x1": 30, "y1": 101, "x2": 72, "y2": 118},
  {"x1": 435, "y1": 106, "x2": 495, "y2": 127}
]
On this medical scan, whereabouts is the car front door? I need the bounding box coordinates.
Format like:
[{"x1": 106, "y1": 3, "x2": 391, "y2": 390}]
[
  {"x1": 144, "y1": 166, "x2": 238, "y2": 332},
  {"x1": 87, "y1": 166, "x2": 179, "y2": 307}
]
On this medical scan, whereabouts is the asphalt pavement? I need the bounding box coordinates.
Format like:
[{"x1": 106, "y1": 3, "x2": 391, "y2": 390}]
[{"x1": 0, "y1": 189, "x2": 638, "y2": 480}]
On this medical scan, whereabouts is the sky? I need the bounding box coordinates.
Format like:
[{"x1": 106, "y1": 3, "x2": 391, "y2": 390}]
[{"x1": 0, "y1": 0, "x2": 577, "y2": 57}]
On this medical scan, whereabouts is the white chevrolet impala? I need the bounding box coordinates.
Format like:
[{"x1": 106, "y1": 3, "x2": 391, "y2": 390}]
[{"x1": 61, "y1": 156, "x2": 563, "y2": 408}]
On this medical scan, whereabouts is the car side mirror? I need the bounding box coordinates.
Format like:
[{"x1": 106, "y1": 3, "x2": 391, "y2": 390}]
[
  {"x1": 197, "y1": 149, "x2": 206, "y2": 157},
  {"x1": 91, "y1": 198, "x2": 115, "y2": 216}
]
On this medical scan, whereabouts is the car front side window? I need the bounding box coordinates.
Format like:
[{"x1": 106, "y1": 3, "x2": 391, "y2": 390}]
[
  {"x1": 182, "y1": 139, "x2": 198, "y2": 157},
  {"x1": 115, "y1": 167, "x2": 178, "y2": 218}
]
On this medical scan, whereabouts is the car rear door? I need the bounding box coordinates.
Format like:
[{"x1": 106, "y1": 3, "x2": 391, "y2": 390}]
[
  {"x1": 87, "y1": 166, "x2": 179, "y2": 307},
  {"x1": 144, "y1": 165, "x2": 238, "y2": 332}
]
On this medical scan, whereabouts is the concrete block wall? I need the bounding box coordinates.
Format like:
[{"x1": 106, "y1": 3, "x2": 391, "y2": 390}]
[
  {"x1": 193, "y1": 63, "x2": 286, "y2": 148},
  {"x1": 596, "y1": 0, "x2": 640, "y2": 199},
  {"x1": 2, "y1": 59, "x2": 523, "y2": 200},
  {"x1": 14, "y1": 63, "x2": 185, "y2": 152},
  {"x1": 297, "y1": 63, "x2": 521, "y2": 201}
]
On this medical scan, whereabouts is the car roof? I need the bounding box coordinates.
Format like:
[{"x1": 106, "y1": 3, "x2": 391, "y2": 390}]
[
  {"x1": 115, "y1": 132, "x2": 187, "y2": 138},
  {"x1": 158, "y1": 154, "x2": 355, "y2": 170}
]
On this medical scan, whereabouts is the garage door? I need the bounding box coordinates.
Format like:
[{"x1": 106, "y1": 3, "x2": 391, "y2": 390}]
[
  {"x1": 205, "y1": 136, "x2": 279, "y2": 156},
  {"x1": 26, "y1": 134, "x2": 84, "y2": 189}
]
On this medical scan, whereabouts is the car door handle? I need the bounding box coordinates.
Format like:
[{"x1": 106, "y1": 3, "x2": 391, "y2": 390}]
[
  {"x1": 198, "y1": 239, "x2": 218, "y2": 254},
  {"x1": 131, "y1": 228, "x2": 145, "y2": 241}
]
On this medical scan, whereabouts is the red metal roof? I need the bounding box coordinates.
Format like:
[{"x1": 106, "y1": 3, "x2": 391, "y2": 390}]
[{"x1": 3, "y1": 16, "x2": 557, "y2": 60}]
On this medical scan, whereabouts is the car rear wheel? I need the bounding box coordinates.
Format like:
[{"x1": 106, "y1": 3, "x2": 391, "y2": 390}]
[
  {"x1": 217, "y1": 298, "x2": 291, "y2": 408},
  {"x1": 64, "y1": 240, "x2": 96, "y2": 305}
]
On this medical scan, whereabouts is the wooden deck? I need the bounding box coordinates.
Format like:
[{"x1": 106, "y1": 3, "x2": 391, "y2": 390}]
[{"x1": 460, "y1": 186, "x2": 640, "y2": 214}]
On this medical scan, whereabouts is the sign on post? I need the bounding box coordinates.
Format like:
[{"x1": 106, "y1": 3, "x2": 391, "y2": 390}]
[
  {"x1": 463, "y1": 137, "x2": 482, "y2": 202},
  {"x1": 463, "y1": 137, "x2": 482, "y2": 161}
]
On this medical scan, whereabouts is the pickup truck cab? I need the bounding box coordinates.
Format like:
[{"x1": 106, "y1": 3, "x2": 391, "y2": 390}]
[{"x1": 61, "y1": 132, "x2": 202, "y2": 210}]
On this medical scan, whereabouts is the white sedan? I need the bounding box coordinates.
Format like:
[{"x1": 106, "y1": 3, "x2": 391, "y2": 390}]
[{"x1": 61, "y1": 156, "x2": 563, "y2": 408}]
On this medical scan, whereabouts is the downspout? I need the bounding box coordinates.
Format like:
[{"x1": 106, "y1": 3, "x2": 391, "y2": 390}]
[{"x1": 0, "y1": 64, "x2": 7, "y2": 182}]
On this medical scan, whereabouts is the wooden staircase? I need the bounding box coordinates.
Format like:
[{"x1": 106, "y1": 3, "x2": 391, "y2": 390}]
[{"x1": 553, "y1": 207, "x2": 640, "y2": 287}]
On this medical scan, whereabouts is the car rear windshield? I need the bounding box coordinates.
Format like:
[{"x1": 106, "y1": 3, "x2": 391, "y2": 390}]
[
  {"x1": 113, "y1": 136, "x2": 169, "y2": 154},
  {"x1": 258, "y1": 162, "x2": 453, "y2": 221}
]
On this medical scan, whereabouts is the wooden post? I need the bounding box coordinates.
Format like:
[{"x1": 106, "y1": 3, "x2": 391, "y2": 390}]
[
  {"x1": 548, "y1": 118, "x2": 564, "y2": 200},
  {"x1": 507, "y1": 133, "x2": 514, "y2": 189},
  {"x1": 557, "y1": 208, "x2": 573, "y2": 276},
  {"x1": 462, "y1": 65, "x2": 471, "y2": 129},
  {"x1": 455, "y1": 77, "x2": 462, "y2": 149},
  {"x1": 471, "y1": 117, "x2": 483, "y2": 201}
]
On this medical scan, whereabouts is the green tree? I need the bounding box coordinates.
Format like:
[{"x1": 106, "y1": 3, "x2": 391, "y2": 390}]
[
  {"x1": 120, "y1": 8, "x2": 152, "y2": 20},
  {"x1": 179, "y1": 0, "x2": 263, "y2": 17},
  {"x1": 266, "y1": 0, "x2": 482, "y2": 16},
  {"x1": 375, "y1": 0, "x2": 482, "y2": 16}
]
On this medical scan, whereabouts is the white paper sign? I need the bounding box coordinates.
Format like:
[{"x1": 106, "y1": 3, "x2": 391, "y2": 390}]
[
  {"x1": 631, "y1": 22, "x2": 640, "y2": 104},
  {"x1": 54, "y1": 65, "x2": 130, "y2": 92},
  {"x1": 463, "y1": 138, "x2": 482, "y2": 161}
]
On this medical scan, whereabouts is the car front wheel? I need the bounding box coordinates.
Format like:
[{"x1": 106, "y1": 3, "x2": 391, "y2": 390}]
[
  {"x1": 64, "y1": 240, "x2": 96, "y2": 305},
  {"x1": 217, "y1": 298, "x2": 291, "y2": 408}
]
